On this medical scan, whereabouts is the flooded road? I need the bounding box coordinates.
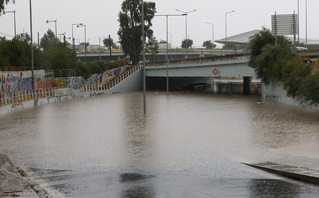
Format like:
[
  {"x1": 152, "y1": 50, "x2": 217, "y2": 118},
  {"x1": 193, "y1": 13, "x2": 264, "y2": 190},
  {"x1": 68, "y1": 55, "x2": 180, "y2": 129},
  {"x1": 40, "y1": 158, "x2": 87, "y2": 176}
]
[{"x1": 1, "y1": 92, "x2": 319, "y2": 197}]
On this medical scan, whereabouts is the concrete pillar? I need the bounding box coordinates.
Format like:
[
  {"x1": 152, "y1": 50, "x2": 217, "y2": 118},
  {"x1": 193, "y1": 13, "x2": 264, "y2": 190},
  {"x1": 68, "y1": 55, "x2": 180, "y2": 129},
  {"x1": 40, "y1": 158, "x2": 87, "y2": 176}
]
[{"x1": 243, "y1": 77, "x2": 252, "y2": 95}]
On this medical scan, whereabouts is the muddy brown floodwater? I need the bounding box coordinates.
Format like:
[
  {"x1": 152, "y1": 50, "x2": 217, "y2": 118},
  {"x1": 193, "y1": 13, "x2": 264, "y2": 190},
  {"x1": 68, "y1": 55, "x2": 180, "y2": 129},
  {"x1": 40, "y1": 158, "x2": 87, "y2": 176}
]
[{"x1": 1, "y1": 92, "x2": 319, "y2": 197}]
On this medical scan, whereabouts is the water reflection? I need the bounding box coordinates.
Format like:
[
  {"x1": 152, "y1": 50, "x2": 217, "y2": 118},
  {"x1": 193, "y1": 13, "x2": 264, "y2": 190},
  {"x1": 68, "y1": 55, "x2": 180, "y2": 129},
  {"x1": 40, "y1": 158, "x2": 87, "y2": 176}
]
[
  {"x1": 249, "y1": 101, "x2": 319, "y2": 150},
  {"x1": 121, "y1": 94, "x2": 153, "y2": 170},
  {"x1": 249, "y1": 179, "x2": 300, "y2": 198},
  {"x1": 120, "y1": 173, "x2": 154, "y2": 198},
  {"x1": 122, "y1": 186, "x2": 154, "y2": 198}
]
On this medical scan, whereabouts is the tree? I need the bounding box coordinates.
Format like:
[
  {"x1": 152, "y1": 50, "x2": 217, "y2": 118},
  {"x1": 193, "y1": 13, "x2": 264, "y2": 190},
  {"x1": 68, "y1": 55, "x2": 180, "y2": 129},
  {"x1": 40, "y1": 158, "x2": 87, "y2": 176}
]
[
  {"x1": 40, "y1": 29, "x2": 59, "y2": 51},
  {"x1": 103, "y1": 37, "x2": 117, "y2": 49},
  {"x1": 181, "y1": 39, "x2": 193, "y2": 49},
  {"x1": 202, "y1": 40, "x2": 216, "y2": 49},
  {"x1": 0, "y1": 33, "x2": 43, "y2": 69},
  {"x1": 146, "y1": 36, "x2": 159, "y2": 61},
  {"x1": 0, "y1": 0, "x2": 14, "y2": 14},
  {"x1": 248, "y1": 27, "x2": 275, "y2": 68},
  {"x1": 118, "y1": 0, "x2": 156, "y2": 64},
  {"x1": 248, "y1": 28, "x2": 294, "y2": 84},
  {"x1": 248, "y1": 28, "x2": 319, "y2": 105},
  {"x1": 45, "y1": 43, "x2": 77, "y2": 70}
]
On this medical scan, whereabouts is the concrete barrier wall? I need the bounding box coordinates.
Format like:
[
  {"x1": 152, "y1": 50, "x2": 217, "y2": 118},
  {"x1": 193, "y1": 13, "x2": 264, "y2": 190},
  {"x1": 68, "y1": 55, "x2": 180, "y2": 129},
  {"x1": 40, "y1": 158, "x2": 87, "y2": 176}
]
[
  {"x1": 262, "y1": 81, "x2": 318, "y2": 109},
  {"x1": 75, "y1": 69, "x2": 143, "y2": 98},
  {"x1": 0, "y1": 95, "x2": 72, "y2": 116}
]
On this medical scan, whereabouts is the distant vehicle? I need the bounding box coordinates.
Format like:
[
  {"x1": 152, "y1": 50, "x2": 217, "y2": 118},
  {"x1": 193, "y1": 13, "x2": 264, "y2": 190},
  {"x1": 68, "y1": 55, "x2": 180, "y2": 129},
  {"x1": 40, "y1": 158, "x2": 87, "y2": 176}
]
[{"x1": 295, "y1": 46, "x2": 308, "y2": 51}]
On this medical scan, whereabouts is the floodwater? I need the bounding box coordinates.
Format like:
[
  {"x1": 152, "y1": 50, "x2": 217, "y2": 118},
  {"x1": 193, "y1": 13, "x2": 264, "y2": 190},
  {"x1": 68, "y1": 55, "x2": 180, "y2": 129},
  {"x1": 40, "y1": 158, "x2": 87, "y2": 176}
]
[{"x1": 1, "y1": 92, "x2": 319, "y2": 197}]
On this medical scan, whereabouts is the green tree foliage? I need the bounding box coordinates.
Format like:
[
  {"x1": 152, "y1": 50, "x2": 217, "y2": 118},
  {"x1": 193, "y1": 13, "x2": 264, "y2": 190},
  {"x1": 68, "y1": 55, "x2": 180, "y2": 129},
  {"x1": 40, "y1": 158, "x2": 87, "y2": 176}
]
[
  {"x1": 103, "y1": 37, "x2": 117, "y2": 49},
  {"x1": 249, "y1": 28, "x2": 319, "y2": 105},
  {"x1": 118, "y1": 0, "x2": 156, "y2": 64},
  {"x1": 0, "y1": 0, "x2": 14, "y2": 14},
  {"x1": 75, "y1": 60, "x2": 127, "y2": 79},
  {"x1": 40, "y1": 29, "x2": 59, "y2": 51},
  {"x1": 0, "y1": 33, "x2": 43, "y2": 70},
  {"x1": 296, "y1": 71, "x2": 319, "y2": 105},
  {"x1": 181, "y1": 39, "x2": 193, "y2": 49},
  {"x1": 46, "y1": 43, "x2": 77, "y2": 70},
  {"x1": 202, "y1": 40, "x2": 216, "y2": 49},
  {"x1": 146, "y1": 36, "x2": 159, "y2": 61},
  {"x1": 249, "y1": 28, "x2": 295, "y2": 84},
  {"x1": 281, "y1": 57, "x2": 312, "y2": 98}
]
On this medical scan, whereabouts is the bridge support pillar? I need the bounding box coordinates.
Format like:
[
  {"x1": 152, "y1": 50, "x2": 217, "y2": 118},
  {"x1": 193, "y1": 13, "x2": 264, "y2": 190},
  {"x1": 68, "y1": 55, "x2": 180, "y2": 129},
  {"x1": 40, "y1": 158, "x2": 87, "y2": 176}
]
[{"x1": 243, "y1": 77, "x2": 252, "y2": 95}]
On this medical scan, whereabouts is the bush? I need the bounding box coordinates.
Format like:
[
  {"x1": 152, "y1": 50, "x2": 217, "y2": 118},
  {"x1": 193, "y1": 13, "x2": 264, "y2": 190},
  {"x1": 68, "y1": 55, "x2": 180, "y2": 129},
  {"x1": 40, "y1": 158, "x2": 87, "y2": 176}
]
[{"x1": 249, "y1": 28, "x2": 319, "y2": 105}]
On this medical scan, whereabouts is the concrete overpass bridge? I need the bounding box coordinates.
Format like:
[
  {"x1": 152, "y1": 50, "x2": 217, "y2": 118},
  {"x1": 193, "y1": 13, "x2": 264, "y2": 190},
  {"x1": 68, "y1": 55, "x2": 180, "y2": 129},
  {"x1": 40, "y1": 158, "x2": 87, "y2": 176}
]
[{"x1": 145, "y1": 56, "x2": 258, "y2": 94}]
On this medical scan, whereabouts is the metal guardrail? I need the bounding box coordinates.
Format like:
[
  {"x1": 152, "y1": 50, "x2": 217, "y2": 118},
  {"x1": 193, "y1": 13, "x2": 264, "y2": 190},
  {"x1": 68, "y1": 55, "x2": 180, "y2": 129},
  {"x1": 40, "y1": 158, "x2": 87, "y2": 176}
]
[
  {"x1": 81, "y1": 65, "x2": 141, "y2": 92},
  {"x1": 145, "y1": 53, "x2": 247, "y2": 66}
]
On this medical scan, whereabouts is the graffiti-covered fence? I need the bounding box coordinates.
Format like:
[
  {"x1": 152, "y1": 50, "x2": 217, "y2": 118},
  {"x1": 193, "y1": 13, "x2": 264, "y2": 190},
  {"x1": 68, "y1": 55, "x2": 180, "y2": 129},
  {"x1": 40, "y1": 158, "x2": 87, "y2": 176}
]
[{"x1": 0, "y1": 87, "x2": 72, "y2": 106}]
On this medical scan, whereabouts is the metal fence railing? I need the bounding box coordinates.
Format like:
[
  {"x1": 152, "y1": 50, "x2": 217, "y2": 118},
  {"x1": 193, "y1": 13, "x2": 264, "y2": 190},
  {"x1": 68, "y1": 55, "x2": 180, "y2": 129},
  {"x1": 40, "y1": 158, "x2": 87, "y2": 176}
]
[
  {"x1": 0, "y1": 87, "x2": 72, "y2": 106},
  {"x1": 81, "y1": 65, "x2": 141, "y2": 92}
]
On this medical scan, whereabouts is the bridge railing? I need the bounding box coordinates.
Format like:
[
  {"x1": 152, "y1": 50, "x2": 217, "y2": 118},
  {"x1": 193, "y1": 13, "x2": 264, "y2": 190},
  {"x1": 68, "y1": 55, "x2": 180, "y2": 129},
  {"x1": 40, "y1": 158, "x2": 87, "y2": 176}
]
[
  {"x1": 146, "y1": 53, "x2": 248, "y2": 67},
  {"x1": 81, "y1": 64, "x2": 141, "y2": 92}
]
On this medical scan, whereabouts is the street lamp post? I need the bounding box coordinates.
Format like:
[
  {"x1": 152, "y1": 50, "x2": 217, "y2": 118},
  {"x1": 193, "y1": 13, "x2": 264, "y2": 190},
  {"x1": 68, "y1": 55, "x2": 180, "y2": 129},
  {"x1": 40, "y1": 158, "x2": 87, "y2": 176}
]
[
  {"x1": 3, "y1": 10, "x2": 16, "y2": 37},
  {"x1": 58, "y1": 32, "x2": 66, "y2": 41},
  {"x1": 46, "y1": 19, "x2": 57, "y2": 37},
  {"x1": 205, "y1": 21, "x2": 214, "y2": 47},
  {"x1": 176, "y1": 9, "x2": 196, "y2": 59},
  {"x1": 72, "y1": 23, "x2": 83, "y2": 51},
  {"x1": 155, "y1": 13, "x2": 186, "y2": 93},
  {"x1": 77, "y1": 24, "x2": 87, "y2": 62},
  {"x1": 225, "y1": 10, "x2": 235, "y2": 55},
  {"x1": 297, "y1": 0, "x2": 300, "y2": 44},
  {"x1": 142, "y1": 1, "x2": 146, "y2": 114},
  {"x1": 305, "y1": 0, "x2": 308, "y2": 48},
  {"x1": 29, "y1": 0, "x2": 34, "y2": 90}
]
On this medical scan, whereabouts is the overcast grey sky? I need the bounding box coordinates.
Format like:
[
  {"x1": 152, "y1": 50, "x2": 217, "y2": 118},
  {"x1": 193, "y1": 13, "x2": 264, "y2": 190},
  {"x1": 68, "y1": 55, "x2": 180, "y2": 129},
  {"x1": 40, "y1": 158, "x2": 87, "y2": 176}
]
[{"x1": 0, "y1": 0, "x2": 318, "y2": 48}]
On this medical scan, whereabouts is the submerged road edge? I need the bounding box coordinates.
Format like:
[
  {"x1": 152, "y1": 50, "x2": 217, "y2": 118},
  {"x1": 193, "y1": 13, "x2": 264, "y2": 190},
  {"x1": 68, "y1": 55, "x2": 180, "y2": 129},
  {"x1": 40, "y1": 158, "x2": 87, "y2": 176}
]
[{"x1": 243, "y1": 162, "x2": 319, "y2": 185}]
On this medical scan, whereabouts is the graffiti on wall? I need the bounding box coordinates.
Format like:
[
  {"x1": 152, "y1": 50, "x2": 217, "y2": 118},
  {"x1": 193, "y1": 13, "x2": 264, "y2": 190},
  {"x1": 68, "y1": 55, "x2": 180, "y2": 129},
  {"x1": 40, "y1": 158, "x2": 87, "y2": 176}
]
[
  {"x1": 0, "y1": 72, "x2": 33, "y2": 93},
  {"x1": 0, "y1": 70, "x2": 82, "y2": 95},
  {"x1": 11, "y1": 102, "x2": 24, "y2": 112}
]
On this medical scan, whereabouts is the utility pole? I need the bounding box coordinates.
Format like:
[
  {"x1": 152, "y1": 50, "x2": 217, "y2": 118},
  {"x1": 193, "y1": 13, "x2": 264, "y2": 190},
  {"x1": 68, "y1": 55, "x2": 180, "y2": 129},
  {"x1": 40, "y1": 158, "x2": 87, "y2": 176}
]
[{"x1": 109, "y1": 34, "x2": 112, "y2": 61}]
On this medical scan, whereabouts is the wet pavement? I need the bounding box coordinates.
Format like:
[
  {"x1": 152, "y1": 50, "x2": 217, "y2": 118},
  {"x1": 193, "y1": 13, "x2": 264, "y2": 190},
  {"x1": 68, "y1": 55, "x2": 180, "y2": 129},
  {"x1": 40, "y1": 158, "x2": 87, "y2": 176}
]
[
  {"x1": 1, "y1": 92, "x2": 319, "y2": 197},
  {"x1": 0, "y1": 154, "x2": 40, "y2": 197}
]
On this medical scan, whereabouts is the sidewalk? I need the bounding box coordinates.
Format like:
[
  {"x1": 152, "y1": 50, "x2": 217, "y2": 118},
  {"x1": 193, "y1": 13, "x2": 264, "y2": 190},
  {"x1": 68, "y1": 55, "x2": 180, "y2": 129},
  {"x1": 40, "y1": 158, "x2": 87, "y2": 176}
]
[
  {"x1": 243, "y1": 148, "x2": 319, "y2": 185},
  {"x1": 0, "y1": 154, "x2": 40, "y2": 197}
]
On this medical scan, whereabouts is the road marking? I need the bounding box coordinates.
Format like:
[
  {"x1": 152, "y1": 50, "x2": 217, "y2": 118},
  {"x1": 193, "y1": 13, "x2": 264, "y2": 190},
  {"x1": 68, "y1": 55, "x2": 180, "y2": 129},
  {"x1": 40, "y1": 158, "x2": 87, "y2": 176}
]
[{"x1": 18, "y1": 163, "x2": 67, "y2": 198}]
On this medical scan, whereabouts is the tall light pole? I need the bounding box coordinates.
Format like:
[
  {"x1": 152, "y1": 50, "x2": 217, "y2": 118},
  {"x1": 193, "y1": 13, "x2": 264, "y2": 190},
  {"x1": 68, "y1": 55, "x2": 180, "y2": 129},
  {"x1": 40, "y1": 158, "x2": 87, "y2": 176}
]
[
  {"x1": 225, "y1": 10, "x2": 235, "y2": 55},
  {"x1": 46, "y1": 19, "x2": 57, "y2": 37},
  {"x1": 3, "y1": 10, "x2": 16, "y2": 37},
  {"x1": 176, "y1": 9, "x2": 197, "y2": 59},
  {"x1": 155, "y1": 13, "x2": 186, "y2": 93},
  {"x1": 305, "y1": 0, "x2": 308, "y2": 48},
  {"x1": 168, "y1": 32, "x2": 173, "y2": 47},
  {"x1": 72, "y1": 23, "x2": 83, "y2": 51},
  {"x1": 142, "y1": 0, "x2": 146, "y2": 114},
  {"x1": 77, "y1": 24, "x2": 87, "y2": 62},
  {"x1": 297, "y1": 0, "x2": 300, "y2": 44},
  {"x1": 29, "y1": 0, "x2": 34, "y2": 90},
  {"x1": 58, "y1": 32, "x2": 66, "y2": 41},
  {"x1": 205, "y1": 21, "x2": 214, "y2": 47}
]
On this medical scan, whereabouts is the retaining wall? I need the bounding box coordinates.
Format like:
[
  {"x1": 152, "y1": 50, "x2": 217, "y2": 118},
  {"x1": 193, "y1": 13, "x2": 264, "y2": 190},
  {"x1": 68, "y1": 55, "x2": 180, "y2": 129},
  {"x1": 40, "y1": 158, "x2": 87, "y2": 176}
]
[{"x1": 262, "y1": 81, "x2": 318, "y2": 109}]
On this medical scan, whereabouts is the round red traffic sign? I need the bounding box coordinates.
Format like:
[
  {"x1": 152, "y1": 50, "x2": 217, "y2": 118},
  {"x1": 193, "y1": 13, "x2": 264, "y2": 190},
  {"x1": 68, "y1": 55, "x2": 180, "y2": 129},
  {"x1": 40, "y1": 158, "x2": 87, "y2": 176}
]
[{"x1": 212, "y1": 69, "x2": 219, "y2": 75}]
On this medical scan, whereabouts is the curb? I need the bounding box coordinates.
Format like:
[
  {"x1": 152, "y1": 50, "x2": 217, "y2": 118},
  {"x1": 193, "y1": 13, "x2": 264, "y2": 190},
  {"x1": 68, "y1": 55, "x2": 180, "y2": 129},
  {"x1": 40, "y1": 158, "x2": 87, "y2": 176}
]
[
  {"x1": 0, "y1": 154, "x2": 40, "y2": 197},
  {"x1": 243, "y1": 162, "x2": 319, "y2": 185}
]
